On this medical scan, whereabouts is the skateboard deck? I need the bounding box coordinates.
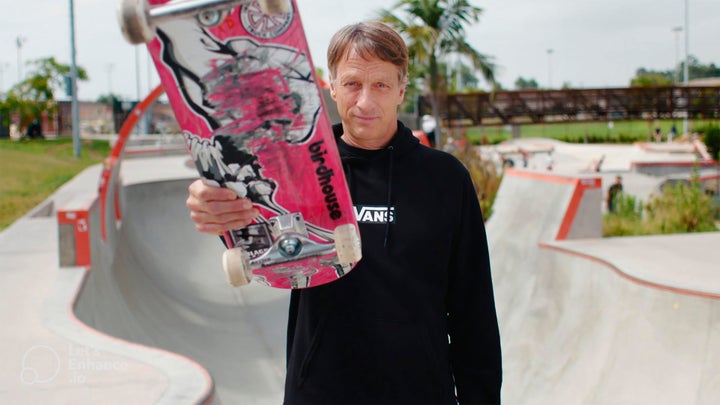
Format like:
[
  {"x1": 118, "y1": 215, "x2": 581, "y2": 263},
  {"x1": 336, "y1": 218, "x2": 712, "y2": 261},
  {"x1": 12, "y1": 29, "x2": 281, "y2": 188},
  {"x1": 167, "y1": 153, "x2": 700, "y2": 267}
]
[{"x1": 118, "y1": 0, "x2": 361, "y2": 289}]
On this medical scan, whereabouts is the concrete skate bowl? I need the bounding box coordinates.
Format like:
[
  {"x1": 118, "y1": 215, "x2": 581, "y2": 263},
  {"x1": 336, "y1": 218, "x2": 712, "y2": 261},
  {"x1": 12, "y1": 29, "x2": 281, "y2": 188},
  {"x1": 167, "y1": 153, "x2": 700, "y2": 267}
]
[
  {"x1": 487, "y1": 169, "x2": 720, "y2": 404},
  {"x1": 73, "y1": 178, "x2": 289, "y2": 404}
]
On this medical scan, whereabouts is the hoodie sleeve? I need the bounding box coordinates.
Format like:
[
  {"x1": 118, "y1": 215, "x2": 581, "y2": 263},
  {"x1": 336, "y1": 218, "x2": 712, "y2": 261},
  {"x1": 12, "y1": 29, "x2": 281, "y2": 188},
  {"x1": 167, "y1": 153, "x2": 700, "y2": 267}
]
[{"x1": 447, "y1": 169, "x2": 502, "y2": 404}]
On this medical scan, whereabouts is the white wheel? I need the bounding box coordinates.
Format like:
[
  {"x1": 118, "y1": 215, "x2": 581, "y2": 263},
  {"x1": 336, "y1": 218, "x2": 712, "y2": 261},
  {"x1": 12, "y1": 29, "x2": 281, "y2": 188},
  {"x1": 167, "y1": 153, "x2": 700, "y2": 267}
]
[
  {"x1": 334, "y1": 224, "x2": 362, "y2": 265},
  {"x1": 117, "y1": 0, "x2": 155, "y2": 44},
  {"x1": 196, "y1": 9, "x2": 228, "y2": 28},
  {"x1": 258, "y1": 0, "x2": 291, "y2": 15},
  {"x1": 222, "y1": 248, "x2": 251, "y2": 287}
]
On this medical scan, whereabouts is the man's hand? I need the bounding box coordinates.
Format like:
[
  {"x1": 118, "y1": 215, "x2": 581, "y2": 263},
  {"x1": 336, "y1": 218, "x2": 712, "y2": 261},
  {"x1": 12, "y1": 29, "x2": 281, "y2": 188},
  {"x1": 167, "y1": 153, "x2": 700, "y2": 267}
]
[{"x1": 186, "y1": 179, "x2": 259, "y2": 235}]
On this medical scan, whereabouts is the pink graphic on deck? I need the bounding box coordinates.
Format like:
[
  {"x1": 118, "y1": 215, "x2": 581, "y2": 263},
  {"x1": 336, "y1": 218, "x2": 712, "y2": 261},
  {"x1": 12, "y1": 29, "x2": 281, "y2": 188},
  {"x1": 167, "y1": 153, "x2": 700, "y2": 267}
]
[
  {"x1": 147, "y1": 13, "x2": 320, "y2": 144},
  {"x1": 144, "y1": 0, "x2": 358, "y2": 289},
  {"x1": 205, "y1": 66, "x2": 308, "y2": 137}
]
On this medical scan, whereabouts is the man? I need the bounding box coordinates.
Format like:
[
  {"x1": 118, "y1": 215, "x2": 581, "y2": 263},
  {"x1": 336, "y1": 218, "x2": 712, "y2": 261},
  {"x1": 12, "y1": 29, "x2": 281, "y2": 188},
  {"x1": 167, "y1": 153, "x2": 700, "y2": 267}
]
[
  {"x1": 186, "y1": 21, "x2": 502, "y2": 404},
  {"x1": 608, "y1": 175, "x2": 623, "y2": 213}
]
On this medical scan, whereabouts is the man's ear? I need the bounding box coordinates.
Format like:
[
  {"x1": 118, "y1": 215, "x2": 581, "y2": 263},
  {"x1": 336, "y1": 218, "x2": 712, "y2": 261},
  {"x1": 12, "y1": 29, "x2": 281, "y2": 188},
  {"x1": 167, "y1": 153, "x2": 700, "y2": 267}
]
[
  {"x1": 329, "y1": 75, "x2": 337, "y2": 100},
  {"x1": 397, "y1": 83, "x2": 406, "y2": 105}
]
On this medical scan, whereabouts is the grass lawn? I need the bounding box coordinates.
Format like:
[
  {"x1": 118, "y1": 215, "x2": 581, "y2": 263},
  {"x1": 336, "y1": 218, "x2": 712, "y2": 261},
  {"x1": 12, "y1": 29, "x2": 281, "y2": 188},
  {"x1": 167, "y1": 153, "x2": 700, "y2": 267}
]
[
  {"x1": 0, "y1": 137, "x2": 110, "y2": 230},
  {"x1": 2, "y1": 118, "x2": 717, "y2": 233},
  {"x1": 464, "y1": 119, "x2": 720, "y2": 144}
]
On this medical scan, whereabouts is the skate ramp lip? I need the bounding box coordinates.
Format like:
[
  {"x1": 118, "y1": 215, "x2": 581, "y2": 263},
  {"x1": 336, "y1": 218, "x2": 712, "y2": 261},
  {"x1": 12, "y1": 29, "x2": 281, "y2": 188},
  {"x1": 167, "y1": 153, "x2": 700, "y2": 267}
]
[
  {"x1": 544, "y1": 233, "x2": 720, "y2": 299},
  {"x1": 490, "y1": 168, "x2": 720, "y2": 298},
  {"x1": 489, "y1": 169, "x2": 720, "y2": 404},
  {"x1": 72, "y1": 156, "x2": 289, "y2": 404}
]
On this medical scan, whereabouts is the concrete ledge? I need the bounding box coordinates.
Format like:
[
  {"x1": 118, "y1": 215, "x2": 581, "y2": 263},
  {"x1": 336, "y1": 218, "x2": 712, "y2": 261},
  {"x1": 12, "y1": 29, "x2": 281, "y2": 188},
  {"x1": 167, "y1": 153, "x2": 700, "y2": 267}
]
[{"x1": 0, "y1": 165, "x2": 215, "y2": 404}]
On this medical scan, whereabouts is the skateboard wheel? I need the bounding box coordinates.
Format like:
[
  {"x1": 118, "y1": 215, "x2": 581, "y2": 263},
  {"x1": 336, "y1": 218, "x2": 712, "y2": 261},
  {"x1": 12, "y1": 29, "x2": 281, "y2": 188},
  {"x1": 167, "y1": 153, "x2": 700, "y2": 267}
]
[
  {"x1": 223, "y1": 248, "x2": 251, "y2": 287},
  {"x1": 258, "y1": 0, "x2": 290, "y2": 15},
  {"x1": 334, "y1": 224, "x2": 362, "y2": 265},
  {"x1": 117, "y1": 0, "x2": 155, "y2": 44}
]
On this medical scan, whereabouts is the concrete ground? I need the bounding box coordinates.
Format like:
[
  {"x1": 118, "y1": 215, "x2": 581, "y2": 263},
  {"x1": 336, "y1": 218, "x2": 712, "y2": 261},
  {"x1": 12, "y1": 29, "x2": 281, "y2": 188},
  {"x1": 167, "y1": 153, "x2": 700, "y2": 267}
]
[{"x1": 1, "y1": 138, "x2": 718, "y2": 404}]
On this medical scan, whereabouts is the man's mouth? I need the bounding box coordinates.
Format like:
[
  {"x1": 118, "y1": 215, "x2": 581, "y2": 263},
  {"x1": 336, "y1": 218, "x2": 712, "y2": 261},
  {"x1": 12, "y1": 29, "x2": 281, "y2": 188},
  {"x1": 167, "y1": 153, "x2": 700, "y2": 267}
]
[{"x1": 353, "y1": 114, "x2": 378, "y2": 122}]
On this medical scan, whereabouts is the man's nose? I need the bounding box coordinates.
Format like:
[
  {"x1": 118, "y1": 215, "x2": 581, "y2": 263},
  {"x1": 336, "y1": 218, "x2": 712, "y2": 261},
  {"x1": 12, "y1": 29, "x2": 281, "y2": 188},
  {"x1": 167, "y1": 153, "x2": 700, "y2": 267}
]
[{"x1": 355, "y1": 87, "x2": 374, "y2": 109}]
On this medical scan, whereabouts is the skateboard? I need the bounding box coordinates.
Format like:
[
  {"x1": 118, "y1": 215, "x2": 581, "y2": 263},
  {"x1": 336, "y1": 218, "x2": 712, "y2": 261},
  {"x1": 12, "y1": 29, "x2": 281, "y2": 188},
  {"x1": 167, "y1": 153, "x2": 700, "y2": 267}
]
[{"x1": 117, "y1": 0, "x2": 361, "y2": 289}]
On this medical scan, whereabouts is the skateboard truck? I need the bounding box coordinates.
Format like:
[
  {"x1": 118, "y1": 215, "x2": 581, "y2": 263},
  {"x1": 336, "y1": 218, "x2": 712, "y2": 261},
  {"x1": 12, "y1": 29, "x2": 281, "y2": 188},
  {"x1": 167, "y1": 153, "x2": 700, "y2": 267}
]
[
  {"x1": 222, "y1": 213, "x2": 361, "y2": 287},
  {"x1": 118, "y1": 0, "x2": 291, "y2": 44},
  {"x1": 272, "y1": 214, "x2": 308, "y2": 259}
]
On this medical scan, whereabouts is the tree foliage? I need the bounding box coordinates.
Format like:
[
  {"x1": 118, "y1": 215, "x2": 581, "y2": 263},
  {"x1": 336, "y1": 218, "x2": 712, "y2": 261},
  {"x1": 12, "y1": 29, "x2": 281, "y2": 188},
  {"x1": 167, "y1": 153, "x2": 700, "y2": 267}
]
[
  {"x1": 514, "y1": 76, "x2": 539, "y2": 90},
  {"x1": 631, "y1": 55, "x2": 720, "y2": 87},
  {"x1": 96, "y1": 93, "x2": 122, "y2": 107},
  {"x1": 630, "y1": 70, "x2": 673, "y2": 87},
  {"x1": 451, "y1": 145, "x2": 502, "y2": 221},
  {"x1": 378, "y1": 0, "x2": 495, "y2": 143},
  {"x1": 681, "y1": 55, "x2": 720, "y2": 81},
  {"x1": 0, "y1": 57, "x2": 88, "y2": 129},
  {"x1": 698, "y1": 123, "x2": 720, "y2": 162},
  {"x1": 604, "y1": 170, "x2": 718, "y2": 236},
  {"x1": 436, "y1": 61, "x2": 481, "y2": 93}
]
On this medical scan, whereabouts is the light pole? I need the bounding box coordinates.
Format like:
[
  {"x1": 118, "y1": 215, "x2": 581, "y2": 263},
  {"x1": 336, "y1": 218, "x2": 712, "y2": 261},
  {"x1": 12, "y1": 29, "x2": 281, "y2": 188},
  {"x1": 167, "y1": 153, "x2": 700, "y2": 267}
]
[
  {"x1": 682, "y1": 0, "x2": 689, "y2": 136},
  {"x1": 69, "y1": 0, "x2": 81, "y2": 157},
  {"x1": 16, "y1": 36, "x2": 26, "y2": 82},
  {"x1": 135, "y1": 47, "x2": 142, "y2": 134},
  {"x1": 135, "y1": 48, "x2": 141, "y2": 101},
  {"x1": 15, "y1": 38, "x2": 26, "y2": 132},
  {"x1": 146, "y1": 52, "x2": 154, "y2": 133},
  {"x1": 546, "y1": 48, "x2": 554, "y2": 89},
  {"x1": 672, "y1": 27, "x2": 682, "y2": 85}
]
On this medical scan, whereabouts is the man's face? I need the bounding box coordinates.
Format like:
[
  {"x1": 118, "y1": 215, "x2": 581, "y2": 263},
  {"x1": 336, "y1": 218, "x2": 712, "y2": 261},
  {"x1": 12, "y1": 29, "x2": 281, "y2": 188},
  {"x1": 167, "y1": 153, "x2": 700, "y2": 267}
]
[{"x1": 330, "y1": 50, "x2": 406, "y2": 150}]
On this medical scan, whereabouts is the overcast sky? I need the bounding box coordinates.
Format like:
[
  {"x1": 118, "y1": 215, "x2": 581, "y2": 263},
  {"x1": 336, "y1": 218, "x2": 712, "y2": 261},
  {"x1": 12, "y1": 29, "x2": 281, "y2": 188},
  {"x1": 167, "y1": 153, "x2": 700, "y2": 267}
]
[{"x1": 1, "y1": 0, "x2": 718, "y2": 101}]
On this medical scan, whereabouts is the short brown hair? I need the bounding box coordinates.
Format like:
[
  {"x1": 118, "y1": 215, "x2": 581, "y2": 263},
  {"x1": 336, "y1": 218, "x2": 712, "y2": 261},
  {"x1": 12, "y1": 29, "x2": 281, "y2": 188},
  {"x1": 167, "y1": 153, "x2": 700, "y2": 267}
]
[{"x1": 327, "y1": 21, "x2": 408, "y2": 85}]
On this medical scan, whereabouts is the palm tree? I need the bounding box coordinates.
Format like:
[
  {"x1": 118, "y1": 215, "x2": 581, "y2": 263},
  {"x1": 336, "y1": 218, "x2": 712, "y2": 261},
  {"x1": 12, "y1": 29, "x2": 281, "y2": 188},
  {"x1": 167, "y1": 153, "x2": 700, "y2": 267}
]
[{"x1": 378, "y1": 0, "x2": 495, "y2": 146}]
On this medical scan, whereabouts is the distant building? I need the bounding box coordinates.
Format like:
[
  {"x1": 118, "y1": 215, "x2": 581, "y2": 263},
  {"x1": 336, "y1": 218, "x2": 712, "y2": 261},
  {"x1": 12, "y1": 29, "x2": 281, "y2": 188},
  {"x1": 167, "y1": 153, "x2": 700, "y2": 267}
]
[
  {"x1": 54, "y1": 99, "x2": 178, "y2": 136},
  {"x1": 56, "y1": 101, "x2": 114, "y2": 136},
  {"x1": 688, "y1": 77, "x2": 720, "y2": 87}
]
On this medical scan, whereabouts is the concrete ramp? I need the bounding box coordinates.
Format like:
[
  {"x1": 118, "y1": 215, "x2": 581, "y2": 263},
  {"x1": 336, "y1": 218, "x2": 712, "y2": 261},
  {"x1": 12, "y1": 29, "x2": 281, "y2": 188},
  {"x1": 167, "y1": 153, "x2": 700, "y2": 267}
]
[
  {"x1": 8, "y1": 149, "x2": 719, "y2": 404},
  {"x1": 488, "y1": 170, "x2": 720, "y2": 404},
  {"x1": 73, "y1": 178, "x2": 289, "y2": 404}
]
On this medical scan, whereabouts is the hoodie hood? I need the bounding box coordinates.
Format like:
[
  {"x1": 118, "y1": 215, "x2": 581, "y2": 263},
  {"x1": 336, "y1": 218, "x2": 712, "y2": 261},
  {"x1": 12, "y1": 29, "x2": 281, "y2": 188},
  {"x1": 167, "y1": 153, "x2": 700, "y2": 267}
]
[
  {"x1": 332, "y1": 121, "x2": 420, "y2": 159},
  {"x1": 332, "y1": 121, "x2": 420, "y2": 248}
]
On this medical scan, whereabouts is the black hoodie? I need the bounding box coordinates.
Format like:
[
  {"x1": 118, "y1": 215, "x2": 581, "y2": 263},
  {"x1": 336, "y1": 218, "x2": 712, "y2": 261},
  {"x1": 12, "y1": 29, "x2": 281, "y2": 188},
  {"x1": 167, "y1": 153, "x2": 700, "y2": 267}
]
[{"x1": 284, "y1": 122, "x2": 501, "y2": 405}]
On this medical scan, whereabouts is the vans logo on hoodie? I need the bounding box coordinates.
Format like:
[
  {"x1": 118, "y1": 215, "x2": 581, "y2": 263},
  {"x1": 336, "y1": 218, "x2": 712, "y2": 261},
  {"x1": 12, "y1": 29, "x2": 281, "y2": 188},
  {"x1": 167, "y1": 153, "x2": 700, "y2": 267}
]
[{"x1": 353, "y1": 206, "x2": 396, "y2": 224}]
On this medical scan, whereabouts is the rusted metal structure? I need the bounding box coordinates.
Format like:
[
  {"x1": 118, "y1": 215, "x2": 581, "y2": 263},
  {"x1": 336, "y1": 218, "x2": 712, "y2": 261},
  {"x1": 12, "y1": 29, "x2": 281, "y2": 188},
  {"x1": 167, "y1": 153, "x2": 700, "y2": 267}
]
[{"x1": 418, "y1": 86, "x2": 720, "y2": 127}]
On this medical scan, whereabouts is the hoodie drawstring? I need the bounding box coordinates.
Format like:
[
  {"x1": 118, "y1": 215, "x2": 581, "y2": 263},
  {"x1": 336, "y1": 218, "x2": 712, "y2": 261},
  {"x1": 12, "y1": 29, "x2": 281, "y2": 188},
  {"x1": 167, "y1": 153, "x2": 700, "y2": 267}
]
[
  {"x1": 383, "y1": 146, "x2": 395, "y2": 249},
  {"x1": 342, "y1": 160, "x2": 353, "y2": 194}
]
